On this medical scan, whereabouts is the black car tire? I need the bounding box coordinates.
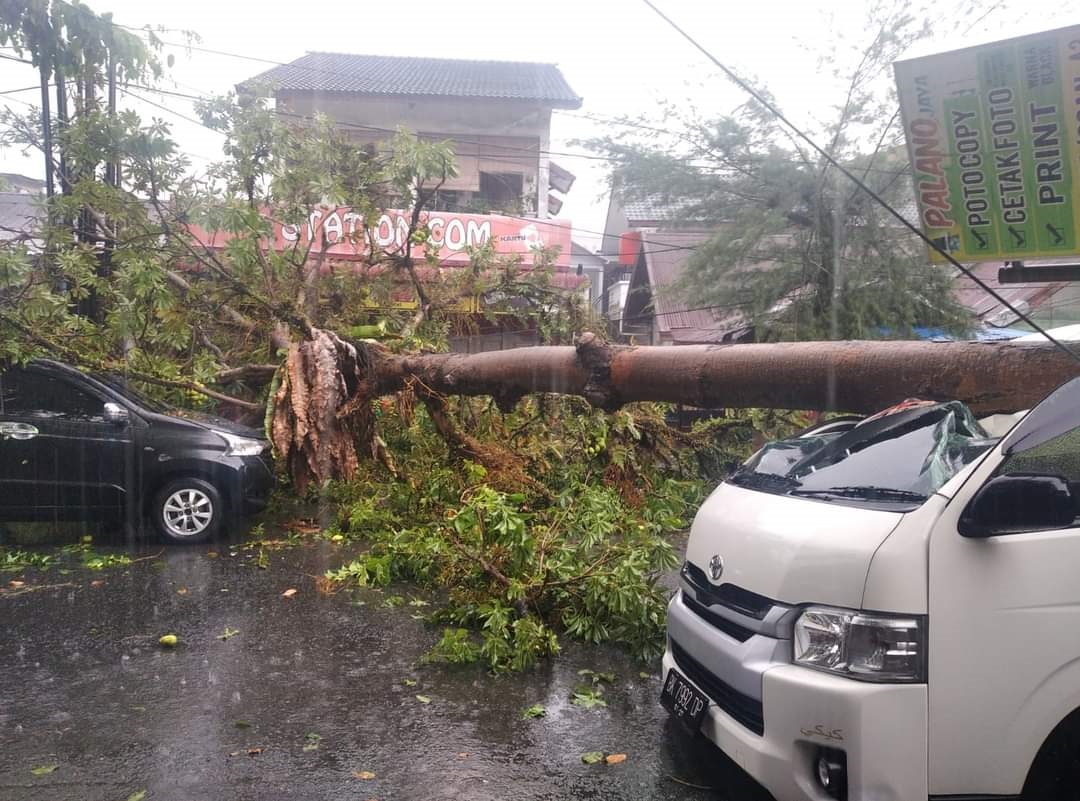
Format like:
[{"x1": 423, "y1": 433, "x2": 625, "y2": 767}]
[{"x1": 151, "y1": 477, "x2": 224, "y2": 545}]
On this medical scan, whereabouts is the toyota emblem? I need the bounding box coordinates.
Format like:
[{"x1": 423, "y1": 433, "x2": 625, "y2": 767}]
[{"x1": 708, "y1": 554, "x2": 724, "y2": 581}]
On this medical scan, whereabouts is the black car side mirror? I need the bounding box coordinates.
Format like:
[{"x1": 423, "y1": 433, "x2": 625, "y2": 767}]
[
  {"x1": 103, "y1": 402, "x2": 130, "y2": 427},
  {"x1": 959, "y1": 473, "x2": 1076, "y2": 538}
]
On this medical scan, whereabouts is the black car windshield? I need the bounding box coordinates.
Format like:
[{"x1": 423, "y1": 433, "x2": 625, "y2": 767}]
[
  {"x1": 728, "y1": 400, "x2": 999, "y2": 509},
  {"x1": 92, "y1": 372, "x2": 173, "y2": 414}
]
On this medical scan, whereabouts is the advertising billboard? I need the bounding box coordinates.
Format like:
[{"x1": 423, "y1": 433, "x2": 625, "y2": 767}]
[
  {"x1": 189, "y1": 208, "x2": 572, "y2": 268},
  {"x1": 895, "y1": 26, "x2": 1080, "y2": 262}
]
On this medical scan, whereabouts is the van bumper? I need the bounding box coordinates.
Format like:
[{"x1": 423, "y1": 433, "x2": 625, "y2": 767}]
[{"x1": 661, "y1": 652, "x2": 928, "y2": 801}]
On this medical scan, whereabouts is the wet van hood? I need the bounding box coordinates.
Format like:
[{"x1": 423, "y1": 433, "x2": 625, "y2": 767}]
[{"x1": 685, "y1": 482, "x2": 905, "y2": 610}]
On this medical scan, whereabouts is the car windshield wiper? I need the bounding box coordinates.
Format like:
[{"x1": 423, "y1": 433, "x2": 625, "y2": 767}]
[
  {"x1": 789, "y1": 485, "x2": 928, "y2": 503},
  {"x1": 728, "y1": 471, "x2": 802, "y2": 491}
]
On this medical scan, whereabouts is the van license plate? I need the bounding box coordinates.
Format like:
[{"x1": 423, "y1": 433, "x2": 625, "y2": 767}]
[{"x1": 661, "y1": 668, "x2": 709, "y2": 732}]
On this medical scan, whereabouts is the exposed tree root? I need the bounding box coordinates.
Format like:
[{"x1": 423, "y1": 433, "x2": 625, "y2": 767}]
[{"x1": 270, "y1": 329, "x2": 364, "y2": 492}]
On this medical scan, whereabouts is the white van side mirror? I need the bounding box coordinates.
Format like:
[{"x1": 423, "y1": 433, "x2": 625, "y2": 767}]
[{"x1": 959, "y1": 474, "x2": 1075, "y2": 538}]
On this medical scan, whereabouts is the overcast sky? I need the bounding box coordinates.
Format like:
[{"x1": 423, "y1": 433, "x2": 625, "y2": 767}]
[{"x1": 2, "y1": 0, "x2": 1080, "y2": 248}]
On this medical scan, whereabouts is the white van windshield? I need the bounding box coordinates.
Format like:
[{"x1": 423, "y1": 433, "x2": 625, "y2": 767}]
[{"x1": 729, "y1": 401, "x2": 999, "y2": 509}]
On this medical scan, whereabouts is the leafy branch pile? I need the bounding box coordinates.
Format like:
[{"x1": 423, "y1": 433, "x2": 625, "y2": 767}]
[{"x1": 322, "y1": 395, "x2": 803, "y2": 672}]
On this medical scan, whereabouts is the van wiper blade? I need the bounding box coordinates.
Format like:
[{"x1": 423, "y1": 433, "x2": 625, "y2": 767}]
[
  {"x1": 790, "y1": 486, "x2": 928, "y2": 502},
  {"x1": 729, "y1": 472, "x2": 802, "y2": 490}
]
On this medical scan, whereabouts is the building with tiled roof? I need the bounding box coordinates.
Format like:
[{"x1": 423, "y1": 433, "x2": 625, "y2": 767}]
[
  {"x1": 241, "y1": 53, "x2": 580, "y2": 220},
  {"x1": 244, "y1": 53, "x2": 581, "y2": 106}
]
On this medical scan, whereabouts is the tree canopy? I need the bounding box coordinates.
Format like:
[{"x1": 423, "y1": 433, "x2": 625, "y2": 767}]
[{"x1": 583, "y1": 1, "x2": 985, "y2": 341}]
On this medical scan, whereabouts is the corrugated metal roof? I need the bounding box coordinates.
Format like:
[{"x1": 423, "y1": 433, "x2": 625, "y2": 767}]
[
  {"x1": 952, "y1": 260, "x2": 1069, "y2": 327},
  {"x1": 622, "y1": 196, "x2": 698, "y2": 225},
  {"x1": 638, "y1": 231, "x2": 751, "y2": 343},
  {"x1": 0, "y1": 192, "x2": 42, "y2": 244},
  {"x1": 244, "y1": 53, "x2": 582, "y2": 107}
]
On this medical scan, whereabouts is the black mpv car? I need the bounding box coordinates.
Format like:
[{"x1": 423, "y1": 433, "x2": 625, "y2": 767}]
[{"x1": 0, "y1": 360, "x2": 274, "y2": 544}]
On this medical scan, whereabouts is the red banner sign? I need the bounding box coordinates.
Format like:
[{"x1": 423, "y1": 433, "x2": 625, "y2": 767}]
[{"x1": 191, "y1": 207, "x2": 572, "y2": 267}]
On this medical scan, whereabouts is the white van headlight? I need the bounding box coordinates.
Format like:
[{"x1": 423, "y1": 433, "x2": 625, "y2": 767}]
[
  {"x1": 214, "y1": 430, "x2": 267, "y2": 457},
  {"x1": 793, "y1": 607, "x2": 925, "y2": 683}
]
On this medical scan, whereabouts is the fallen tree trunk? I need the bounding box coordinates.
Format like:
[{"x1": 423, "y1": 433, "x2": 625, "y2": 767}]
[
  {"x1": 371, "y1": 333, "x2": 1079, "y2": 416},
  {"x1": 269, "y1": 330, "x2": 1080, "y2": 489}
]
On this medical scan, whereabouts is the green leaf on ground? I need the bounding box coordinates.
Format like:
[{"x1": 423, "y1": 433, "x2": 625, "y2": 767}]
[
  {"x1": 578, "y1": 669, "x2": 616, "y2": 684},
  {"x1": 522, "y1": 703, "x2": 546, "y2": 719},
  {"x1": 217, "y1": 627, "x2": 240, "y2": 640},
  {"x1": 30, "y1": 763, "x2": 58, "y2": 775},
  {"x1": 402, "y1": 678, "x2": 417, "y2": 687},
  {"x1": 570, "y1": 687, "x2": 607, "y2": 710},
  {"x1": 126, "y1": 791, "x2": 147, "y2": 801},
  {"x1": 302, "y1": 733, "x2": 321, "y2": 752},
  {"x1": 415, "y1": 694, "x2": 432, "y2": 704},
  {"x1": 580, "y1": 751, "x2": 605, "y2": 765}
]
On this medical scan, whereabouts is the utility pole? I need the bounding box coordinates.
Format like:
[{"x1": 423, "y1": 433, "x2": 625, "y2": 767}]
[
  {"x1": 55, "y1": 68, "x2": 68, "y2": 194},
  {"x1": 105, "y1": 49, "x2": 117, "y2": 189},
  {"x1": 38, "y1": 60, "x2": 54, "y2": 200}
]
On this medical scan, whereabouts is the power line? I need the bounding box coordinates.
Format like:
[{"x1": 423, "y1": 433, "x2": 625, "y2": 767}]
[
  {"x1": 641, "y1": 0, "x2": 1080, "y2": 365},
  {"x1": 24, "y1": 1, "x2": 1037, "y2": 343},
  {"x1": 0, "y1": 84, "x2": 47, "y2": 96},
  {"x1": 118, "y1": 85, "x2": 224, "y2": 134},
  {"x1": 554, "y1": 109, "x2": 916, "y2": 178}
]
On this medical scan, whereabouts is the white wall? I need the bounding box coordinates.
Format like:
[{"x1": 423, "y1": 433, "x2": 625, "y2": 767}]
[{"x1": 280, "y1": 93, "x2": 550, "y2": 212}]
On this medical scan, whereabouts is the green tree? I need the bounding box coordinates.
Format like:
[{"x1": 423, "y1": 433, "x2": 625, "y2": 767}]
[
  {"x1": 584, "y1": 1, "x2": 983, "y2": 341},
  {"x1": 0, "y1": 0, "x2": 588, "y2": 488}
]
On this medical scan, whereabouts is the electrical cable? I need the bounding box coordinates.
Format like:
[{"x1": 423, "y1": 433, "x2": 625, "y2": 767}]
[
  {"x1": 108, "y1": 82, "x2": 714, "y2": 257},
  {"x1": 28, "y1": 0, "x2": 1041, "y2": 344},
  {"x1": 554, "y1": 109, "x2": 917, "y2": 178},
  {"x1": 0, "y1": 84, "x2": 48, "y2": 96},
  {"x1": 118, "y1": 86, "x2": 222, "y2": 132},
  {"x1": 641, "y1": 0, "x2": 1080, "y2": 365}
]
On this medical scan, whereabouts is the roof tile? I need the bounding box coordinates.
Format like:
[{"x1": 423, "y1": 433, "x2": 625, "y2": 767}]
[{"x1": 244, "y1": 52, "x2": 581, "y2": 107}]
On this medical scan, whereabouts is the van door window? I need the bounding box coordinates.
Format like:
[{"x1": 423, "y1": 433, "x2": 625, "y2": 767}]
[
  {"x1": 998, "y1": 425, "x2": 1080, "y2": 507},
  {"x1": 0, "y1": 372, "x2": 107, "y2": 422}
]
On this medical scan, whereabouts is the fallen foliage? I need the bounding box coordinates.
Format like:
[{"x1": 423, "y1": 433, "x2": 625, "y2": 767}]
[{"x1": 321, "y1": 392, "x2": 801, "y2": 671}]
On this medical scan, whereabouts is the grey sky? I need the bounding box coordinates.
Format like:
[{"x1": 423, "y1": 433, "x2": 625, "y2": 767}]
[{"x1": 2, "y1": 0, "x2": 1079, "y2": 248}]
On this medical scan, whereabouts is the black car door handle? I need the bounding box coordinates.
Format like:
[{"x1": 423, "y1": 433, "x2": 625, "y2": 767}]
[{"x1": 0, "y1": 422, "x2": 39, "y2": 440}]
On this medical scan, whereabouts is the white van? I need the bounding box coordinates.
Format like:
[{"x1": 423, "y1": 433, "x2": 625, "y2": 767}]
[{"x1": 661, "y1": 379, "x2": 1080, "y2": 801}]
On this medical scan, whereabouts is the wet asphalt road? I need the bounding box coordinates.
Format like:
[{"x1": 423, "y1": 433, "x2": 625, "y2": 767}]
[{"x1": 0, "y1": 535, "x2": 775, "y2": 801}]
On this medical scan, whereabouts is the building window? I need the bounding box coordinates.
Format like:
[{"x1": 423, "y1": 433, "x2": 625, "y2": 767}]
[{"x1": 478, "y1": 172, "x2": 525, "y2": 213}]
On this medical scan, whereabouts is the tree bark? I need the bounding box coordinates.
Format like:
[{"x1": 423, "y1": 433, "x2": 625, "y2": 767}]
[
  {"x1": 365, "y1": 333, "x2": 1078, "y2": 417},
  {"x1": 267, "y1": 328, "x2": 1080, "y2": 489}
]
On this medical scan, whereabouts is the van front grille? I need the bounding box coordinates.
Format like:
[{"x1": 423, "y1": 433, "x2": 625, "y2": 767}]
[
  {"x1": 681, "y1": 593, "x2": 754, "y2": 642},
  {"x1": 670, "y1": 640, "x2": 764, "y2": 735},
  {"x1": 681, "y1": 561, "x2": 775, "y2": 620}
]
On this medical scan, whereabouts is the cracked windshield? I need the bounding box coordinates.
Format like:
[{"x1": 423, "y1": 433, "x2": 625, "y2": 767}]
[{"x1": 6, "y1": 2, "x2": 1080, "y2": 800}]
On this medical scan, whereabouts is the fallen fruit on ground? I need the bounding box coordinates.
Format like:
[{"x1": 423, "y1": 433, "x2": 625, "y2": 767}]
[{"x1": 158, "y1": 634, "x2": 178, "y2": 647}]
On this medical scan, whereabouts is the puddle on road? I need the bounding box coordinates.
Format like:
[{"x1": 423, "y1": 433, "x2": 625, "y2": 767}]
[{"x1": 0, "y1": 522, "x2": 772, "y2": 801}]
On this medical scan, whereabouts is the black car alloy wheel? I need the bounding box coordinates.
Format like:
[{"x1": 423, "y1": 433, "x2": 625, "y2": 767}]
[{"x1": 152, "y1": 477, "x2": 223, "y2": 544}]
